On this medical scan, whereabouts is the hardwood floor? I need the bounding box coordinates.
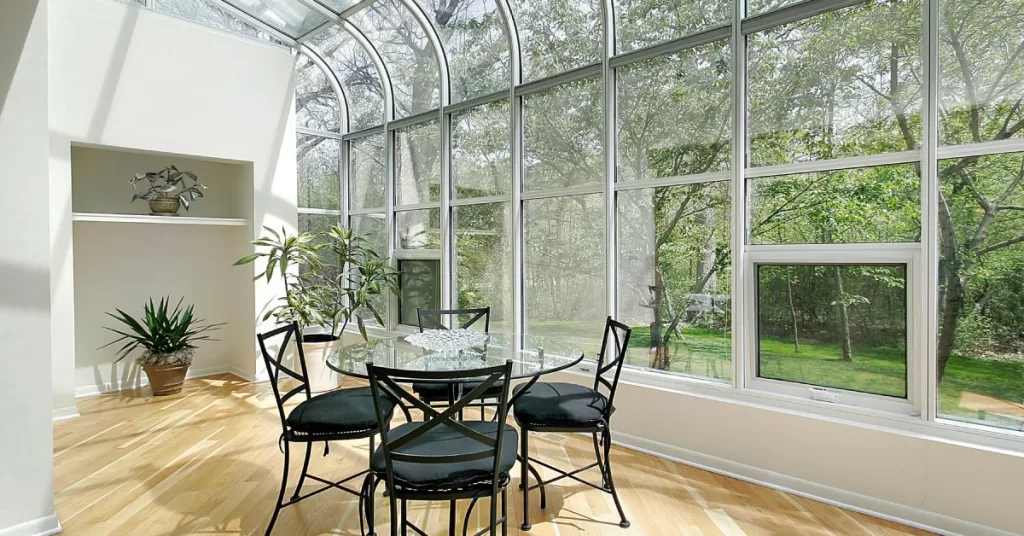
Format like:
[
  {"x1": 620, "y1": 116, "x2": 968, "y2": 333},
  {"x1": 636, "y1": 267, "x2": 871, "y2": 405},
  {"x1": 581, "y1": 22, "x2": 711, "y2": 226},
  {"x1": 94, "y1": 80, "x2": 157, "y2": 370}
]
[{"x1": 53, "y1": 374, "x2": 932, "y2": 536}]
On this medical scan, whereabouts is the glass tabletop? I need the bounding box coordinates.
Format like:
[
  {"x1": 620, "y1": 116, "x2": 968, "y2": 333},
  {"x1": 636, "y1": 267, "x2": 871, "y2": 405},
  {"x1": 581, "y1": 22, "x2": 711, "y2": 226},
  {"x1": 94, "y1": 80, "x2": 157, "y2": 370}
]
[{"x1": 326, "y1": 331, "x2": 584, "y2": 382}]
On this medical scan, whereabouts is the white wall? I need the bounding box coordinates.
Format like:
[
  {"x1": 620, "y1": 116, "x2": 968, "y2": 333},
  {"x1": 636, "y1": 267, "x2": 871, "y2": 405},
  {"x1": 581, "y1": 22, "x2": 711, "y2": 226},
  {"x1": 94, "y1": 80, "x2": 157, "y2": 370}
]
[
  {"x1": 49, "y1": 0, "x2": 298, "y2": 413},
  {"x1": 0, "y1": 0, "x2": 60, "y2": 534}
]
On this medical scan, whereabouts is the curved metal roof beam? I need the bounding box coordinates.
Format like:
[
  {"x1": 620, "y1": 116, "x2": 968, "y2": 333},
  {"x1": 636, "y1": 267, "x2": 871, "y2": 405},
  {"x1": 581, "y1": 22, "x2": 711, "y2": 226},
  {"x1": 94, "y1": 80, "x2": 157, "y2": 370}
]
[
  {"x1": 394, "y1": 0, "x2": 451, "y2": 107},
  {"x1": 298, "y1": 46, "x2": 351, "y2": 134},
  {"x1": 290, "y1": 0, "x2": 397, "y2": 124},
  {"x1": 492, "y1": 0, "x2": 522, "y2": 87}
]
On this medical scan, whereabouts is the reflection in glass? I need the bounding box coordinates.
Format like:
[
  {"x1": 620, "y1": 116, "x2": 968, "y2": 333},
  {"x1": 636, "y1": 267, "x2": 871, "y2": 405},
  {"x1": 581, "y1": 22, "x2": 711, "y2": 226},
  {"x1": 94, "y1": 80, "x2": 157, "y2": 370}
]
[
  {"x1": 311, "y1": 27, "x2": 387, "y2": 131},
  {"x1": 455, "y1": 203, "x2": 512, "y2": 337},
  {"x1": 398, "y1": 259, "x2": 441, "y2": 325},
  {"x1": 617, "y1": 42, "x2": 731, "y2": 182},
  {"x1": 453, "y1": 101, "x2": 511, "y2": 199},
  {"x1": 506, "y1": 0, "x2": 601, "y2": 81},
  {"x1": 747, "y1": 0, "x2": 922, "y2": 166},
  {"x1": 350, "y1": 134, "x2": 386, "y2": 210},
  {"x1": 757, "y1": 264, "x2": 908, "y2": 399},
  {"x1": 617, "y1": 182, "x2": 731, "y2": 381},
  {"x1": 524, "y1": 78, "x2": 602, "y2": 190},
  {"x1": 412, "y1": 0, "x2": 511, "y2": 102},
  {"x1": 398, "y1": 209, "x2": 442, "y2": 250},
  {"x1": 297, "y1": 135, "x2": 340, "y2": 210},
  {"x1": 352, "y1": 214, "x2": 388, "y2": 325},
  {"x1": 524, "y1": 194, "x2": 605, "y2": 352},
  {"x1": 396, "y1": 121, "x2": 441, "y2": 205},
  {"x1": 748, "y1": 164, "x2": 921, "y2": 245},
  {"x1": 938, "y1": 152, "x2": 1024, "y2": 431}
]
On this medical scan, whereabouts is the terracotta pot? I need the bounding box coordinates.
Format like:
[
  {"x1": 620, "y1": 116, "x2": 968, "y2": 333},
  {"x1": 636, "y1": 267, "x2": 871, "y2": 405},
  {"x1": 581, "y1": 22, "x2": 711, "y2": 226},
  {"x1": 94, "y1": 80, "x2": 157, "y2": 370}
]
[
  {"x1": 301, "y1": 334, "x2": 342, "y2": 393},
  {"x1": 143, "y1": 363, "x2": 189, "y2": 395},
  {"x1": 148, "y1": 196, "x2": 181, "y2": 216}
]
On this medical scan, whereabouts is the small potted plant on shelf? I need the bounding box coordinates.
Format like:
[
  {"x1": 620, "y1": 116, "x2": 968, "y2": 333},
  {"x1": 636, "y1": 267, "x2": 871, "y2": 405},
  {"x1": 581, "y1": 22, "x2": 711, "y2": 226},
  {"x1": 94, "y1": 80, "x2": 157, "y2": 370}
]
[
  {"x1": 235, "y1": 225, "x2": 397, "y2": 392},
  {"x1": 101, "y1": 297, "x2": 223, "y2": 396},
  {"x1": 131, "y1": 165, "x2": 207, "y2": 216}
]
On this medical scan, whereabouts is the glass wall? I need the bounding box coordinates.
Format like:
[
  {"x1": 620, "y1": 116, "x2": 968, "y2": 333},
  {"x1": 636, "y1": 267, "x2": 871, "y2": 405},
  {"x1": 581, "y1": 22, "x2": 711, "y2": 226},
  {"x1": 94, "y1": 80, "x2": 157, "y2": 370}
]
[{"x1": 273, "y1": 0, "x2": 1024, "y2": 438}]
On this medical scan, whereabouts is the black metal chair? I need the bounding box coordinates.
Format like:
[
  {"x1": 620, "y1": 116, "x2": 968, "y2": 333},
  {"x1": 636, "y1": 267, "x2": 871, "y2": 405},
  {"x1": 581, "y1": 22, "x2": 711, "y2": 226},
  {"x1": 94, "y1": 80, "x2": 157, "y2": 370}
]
[
  {"x1": 257, "y1": 322, "x2": 399, "y2": 536},
  {"x1": 514, "y1": 317, "x2": 632, "y2": 530},
  {"x1": 364, "y1": 361, "x2": 516, "y2": 536},
  {"x1": 412, "y1": 307, "x2": 501, "y2": 420}
]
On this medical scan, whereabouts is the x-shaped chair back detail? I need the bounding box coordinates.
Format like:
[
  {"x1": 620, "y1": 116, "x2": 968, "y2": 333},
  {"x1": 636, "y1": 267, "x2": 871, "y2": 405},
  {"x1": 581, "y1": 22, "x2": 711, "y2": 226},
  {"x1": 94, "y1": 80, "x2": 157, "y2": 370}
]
[
  {"x1": 592, "y1": 317, "x2": 632, "y2": 418},
  {"x1": 257, "y1": 322, "x2": 312, "y2": 435},
  {"x1": 366, "y1": 361, "x2": 513, "y2": 489},
  {"x1": 417, "y1": 307, "x2": 491, "y2": 332}
]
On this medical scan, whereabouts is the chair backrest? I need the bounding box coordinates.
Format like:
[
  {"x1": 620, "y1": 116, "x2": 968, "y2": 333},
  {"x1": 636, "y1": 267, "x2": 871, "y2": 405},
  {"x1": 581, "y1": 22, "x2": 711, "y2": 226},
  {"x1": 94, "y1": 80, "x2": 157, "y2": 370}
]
[
  {"x1": 256, "y1": 322, "x2": 311, "y2": 433},
  {"x1": 416, "y1": 307, "x2": 491, "y2": 332},
  {"x1": 366, "y1": 360, "x2": 514, "y2": 492},
  {"x1": 592, "y1": 317, "x2": 632, "y2": 415}
]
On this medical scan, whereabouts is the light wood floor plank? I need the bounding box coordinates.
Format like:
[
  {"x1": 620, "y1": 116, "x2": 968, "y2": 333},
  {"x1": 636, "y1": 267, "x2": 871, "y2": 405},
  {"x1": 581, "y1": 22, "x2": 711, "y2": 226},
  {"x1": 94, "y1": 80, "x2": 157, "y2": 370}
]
[{"x1": 54, "y1": 375, "x2": 934, "y2": 536}]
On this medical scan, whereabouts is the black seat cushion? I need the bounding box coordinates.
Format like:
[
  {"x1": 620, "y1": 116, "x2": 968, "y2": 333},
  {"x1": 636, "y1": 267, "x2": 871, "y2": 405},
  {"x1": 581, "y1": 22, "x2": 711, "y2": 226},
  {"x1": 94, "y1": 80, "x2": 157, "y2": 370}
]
[
  {"x1": 513, "y1": 382, "x2": 610, "y2": 429},
  {"x1": 287, "y1": 387, "x2": 395, "y2": 436},
  {"x1": 412, "y1": 381, "x2": 504, "y2": 403},
  {"x1": 371, "y1": 421, "x2": 518, "y2": 492}
]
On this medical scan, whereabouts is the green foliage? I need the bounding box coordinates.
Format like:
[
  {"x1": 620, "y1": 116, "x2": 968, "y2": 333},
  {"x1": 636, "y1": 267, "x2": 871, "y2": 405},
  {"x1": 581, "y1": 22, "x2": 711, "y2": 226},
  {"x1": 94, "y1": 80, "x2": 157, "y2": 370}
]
[
  {"x1": 101, "y1": 297, "x2": 222, "y2": 363},
  {"x1": 234, "y1": 225, "x2": 398, "y2": 340},
  {"x1": 129, "y1": 165, "x2": 207, "y2": 211}
]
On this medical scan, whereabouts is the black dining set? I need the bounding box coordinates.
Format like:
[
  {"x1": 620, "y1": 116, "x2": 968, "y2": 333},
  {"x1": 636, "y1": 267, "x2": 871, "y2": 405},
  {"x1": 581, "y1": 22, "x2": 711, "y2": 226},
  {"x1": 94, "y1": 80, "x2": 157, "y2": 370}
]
[{"x1": 256, "y1": 307, "x2": 633, "y2": 536}]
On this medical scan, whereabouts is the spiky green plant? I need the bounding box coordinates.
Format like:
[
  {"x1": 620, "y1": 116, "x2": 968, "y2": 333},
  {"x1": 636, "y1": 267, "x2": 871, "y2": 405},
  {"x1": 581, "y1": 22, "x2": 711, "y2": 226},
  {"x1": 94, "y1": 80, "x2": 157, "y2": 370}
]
[{"x1": 101, "y1": 297, "x2": 223, "y2": 365}]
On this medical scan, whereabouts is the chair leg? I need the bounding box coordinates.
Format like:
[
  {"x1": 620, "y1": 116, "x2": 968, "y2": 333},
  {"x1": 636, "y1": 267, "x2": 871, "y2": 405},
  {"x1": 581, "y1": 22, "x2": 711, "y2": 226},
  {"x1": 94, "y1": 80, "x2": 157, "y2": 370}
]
[
  {"x1": 401, "y1": 499, "x2": 408, "y2": 536},
  {"x1": 501, "y1": 488, "x2": 508, "y2": 536},
  {"x1": 490, "y1": 489, "x2": 499, "y2": 536},
  {"x1": 449, "y1": 500, "x2": 456, "y2": 536},
  {"x1": 389, "y1": 494, "x2": 399, "y2": 536},
  {"x1": 520, "y1": 430, "x2": 530, "y2": 531},
  {"x1": 265, "y1": 440, "x2": 290, "y2": 536},
  {"x1": 363, "y1": 474, "x2": 377, "y2": 536},
  {"x1": 602, "y1": 428, "x2": 630, "y2": 528},
  {"x1": 591, "y1": 432, "x2": 609, "y2": 490},
  {"x1": 291, "y1": 442, "x2": 312, "y2": 501}
]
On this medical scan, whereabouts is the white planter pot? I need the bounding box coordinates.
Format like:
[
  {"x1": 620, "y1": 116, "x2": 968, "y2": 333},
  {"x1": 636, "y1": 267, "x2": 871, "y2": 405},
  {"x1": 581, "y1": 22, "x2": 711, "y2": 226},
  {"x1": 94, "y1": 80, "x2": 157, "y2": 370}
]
[{"x1": 301, "y1": 336, "x2": 342, "y2": 393}]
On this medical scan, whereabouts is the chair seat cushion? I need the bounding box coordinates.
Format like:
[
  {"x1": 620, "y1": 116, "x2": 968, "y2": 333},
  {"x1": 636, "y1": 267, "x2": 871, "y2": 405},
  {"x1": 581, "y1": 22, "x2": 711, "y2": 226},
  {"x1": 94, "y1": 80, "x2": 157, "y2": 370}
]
[
  {"x1": 412, "y1": 381, "x2": 504, "y2": 402},
  {"x1": 513, "y1": 382, "x2": 610, "y2": 429},
  {"x1": 287, "y1": 387, "x2": 395, "y2": 436},
  {"x1": 371, "y1": 421, "x2": 518, "y2": 492}
]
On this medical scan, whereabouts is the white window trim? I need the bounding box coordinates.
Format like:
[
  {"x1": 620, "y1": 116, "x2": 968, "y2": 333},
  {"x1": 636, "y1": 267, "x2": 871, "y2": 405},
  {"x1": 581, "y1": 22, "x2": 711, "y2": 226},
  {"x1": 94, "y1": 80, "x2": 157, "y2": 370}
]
[{"x1": 743, "y1": 244, "x2": 923, "y2": 416}]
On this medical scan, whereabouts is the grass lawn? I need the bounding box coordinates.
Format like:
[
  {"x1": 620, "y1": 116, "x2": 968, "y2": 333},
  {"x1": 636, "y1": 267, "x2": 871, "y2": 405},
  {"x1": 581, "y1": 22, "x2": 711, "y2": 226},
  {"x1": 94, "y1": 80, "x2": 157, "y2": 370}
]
[{"x1": 533, "y1": 322, "x2": 1024, "y2": 429}]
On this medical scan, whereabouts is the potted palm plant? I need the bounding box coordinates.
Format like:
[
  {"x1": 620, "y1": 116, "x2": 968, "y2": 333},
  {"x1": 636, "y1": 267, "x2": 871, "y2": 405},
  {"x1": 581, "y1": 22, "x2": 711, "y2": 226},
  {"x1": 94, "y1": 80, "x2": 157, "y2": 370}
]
[
  {"x1": 101, "y1": 297, "x2": 223, "y2": 396},
  {"x1": 235, "y1": 225, "x2": 397, "y2": 391}
]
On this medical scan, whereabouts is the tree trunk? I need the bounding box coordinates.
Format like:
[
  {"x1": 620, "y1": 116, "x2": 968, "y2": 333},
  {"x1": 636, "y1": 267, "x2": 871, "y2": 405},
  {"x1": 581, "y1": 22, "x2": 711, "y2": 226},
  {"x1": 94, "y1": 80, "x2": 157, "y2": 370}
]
[
  {"x1": 649, "y1": 249, "x2": 669, "y2": 370},
  {"x1": 834, "y1": 266, "x2": 853, "y2": 362},
  {"x1": 937, "y1": 268, "x2": 965, "y2": 381},
  {"x1": 787, "y1": 268, "x2": 801, "y2": 354}
]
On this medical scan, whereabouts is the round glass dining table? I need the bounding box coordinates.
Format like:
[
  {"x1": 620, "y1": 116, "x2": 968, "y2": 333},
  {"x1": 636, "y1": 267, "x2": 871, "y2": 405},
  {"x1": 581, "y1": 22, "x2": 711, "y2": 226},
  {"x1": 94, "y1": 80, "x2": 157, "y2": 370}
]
[{"x1": 326, "y1": 331, "x2": 584, "y2": 383}]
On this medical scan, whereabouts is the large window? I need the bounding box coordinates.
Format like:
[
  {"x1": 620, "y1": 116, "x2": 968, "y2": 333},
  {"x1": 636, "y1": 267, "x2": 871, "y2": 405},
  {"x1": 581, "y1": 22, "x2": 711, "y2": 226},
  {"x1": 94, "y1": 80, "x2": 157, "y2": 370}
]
[
  {"x1": 523, "y1": 78, "x2": 603, "y2": 191},
  {"x1": 455, "y1": 203, "x2": 512, "y2": 336},
  {"x1": 453, "y1": 101, "x2": 511, "y2": 199},
  {"x1": 396, "y1": 121, "x2": 441, "y2": 206}
]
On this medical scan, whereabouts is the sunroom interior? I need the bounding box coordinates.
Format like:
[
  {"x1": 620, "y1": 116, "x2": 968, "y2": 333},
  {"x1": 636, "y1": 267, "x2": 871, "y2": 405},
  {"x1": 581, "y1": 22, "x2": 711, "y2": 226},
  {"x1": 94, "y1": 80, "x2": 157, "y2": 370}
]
[{"x1": 2, "y1": 0, "x2": 1023, "y2": 534}]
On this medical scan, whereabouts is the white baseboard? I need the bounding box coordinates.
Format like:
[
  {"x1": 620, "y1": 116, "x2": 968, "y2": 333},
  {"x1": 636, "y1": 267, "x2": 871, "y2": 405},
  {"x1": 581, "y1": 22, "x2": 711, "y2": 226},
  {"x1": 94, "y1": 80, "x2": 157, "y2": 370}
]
[
  {"x1": 74, "y1": 365, "x2": 242, "y2": 398},
  {"x1": 0, "y1": 513, "x2": 61, "y2": 536},
  {"x1": 611, "y1": 431, "x2": 1015, "y2": 536},
  {"x1": 51, "y1": 406, "x2": 80, "y2": 421}
]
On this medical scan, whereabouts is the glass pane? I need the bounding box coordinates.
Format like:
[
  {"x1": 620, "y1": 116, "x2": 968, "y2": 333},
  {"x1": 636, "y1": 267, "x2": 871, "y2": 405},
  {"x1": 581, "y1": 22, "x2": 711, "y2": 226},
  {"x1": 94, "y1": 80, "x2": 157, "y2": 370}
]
[
  {"x1": 939, "y1": 1, "x2": 1024, "y2": 146},
  {"x1": 617, "y1": 41, "x2": 731, "y2": 182},
  {"x1": 453, "y1": 101, "x2": 511, "y2": 199},
  {"x1": 296, "y1": 54, "x2": 340, "y2": 133},
  {"x1": 350, "y1": 134, "x2": 387, "y2": 210},
  {"x1": 311, "y1": 27, "x2": 387, "y2": 131},
  {"x1": 747, "y1": 0, "x2": 922, "y2": 167},
  {"x1": 938, "y1": 152, "x2": 1024, "y2": 431},
  {"x1": 615, "y1": 0, "x2": 730, "y2": 53},
  {"x1": 757, "y1": 264, "x2": 908, "y2": 398},
  {"x1": 748, "y1": 164, "x2": 921, "y2": 244},
  {"x1": 397, "y1": 209, "x2": 442, "y2": 250},
  {"x1": 524, "y1": 77, "x2": 602, "y2": 190},
  {"x1": 747, "y1": 0, "x2": 804, "y2": 15},
  {"x1": 396, "y1": 121, "x2": 441, "y2": 205},
  {"x1": 153, "y1": 0, "x2": 271, "y2": 40},
  {"x1": 352, "y1": 214, "x2": 388, "y2": 325},
  {"x1": 297, "y1": 135, "x2": 340, "y2": 210},
  {"x1": 413, "y1": 0, "x2": 511, "y2": 102},
  {"x1": 617, "y1": 183, "x2": 732, "y2": 381},
  {"x1": 524, "y1": 194, "x2": 606, "y2": 352},
  {"x1": 318, "y1": 0, "x2": 359, "y2": 13},
  {"x1": 221, "y1": 0, "x2": 328, "y2": 38},
  {"x1": 350, "y1": 0, "x2": 441, "y2": 118},
  {"x1": 507, "y1": 0, "x2": 601, "y2": 82},
  {"x1": 399, "y1": 259, "x2": 441, "y2": 326},
  {"x1": 455, "y1": 203, "x2": 512, "y2": 337}
]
